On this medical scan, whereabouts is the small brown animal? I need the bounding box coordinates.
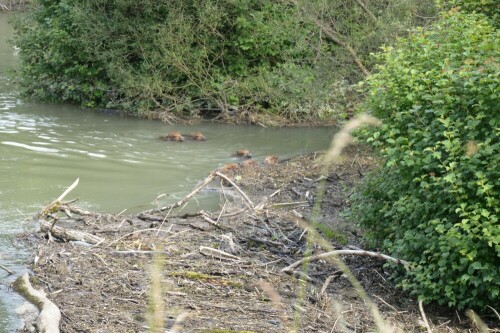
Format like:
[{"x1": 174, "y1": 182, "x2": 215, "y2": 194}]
[
  {"x1": 241, "y1": 159, "x2": 259, "y2": 168},
  {"x1": 160, "y1": 131, "x2": 185, "y2": 142},
  {"x1": 235, "y1": 149, "x2": 252, "y2": 158},
  {"x1": 218, "y1": 163, "x2": 239, "y2": 175},
  {"x1": 187, "y1": 131, "x2": 207, "y2": 141},
  {"x1": 264, "y1": 155, "x2": 278, "y2": 165}
]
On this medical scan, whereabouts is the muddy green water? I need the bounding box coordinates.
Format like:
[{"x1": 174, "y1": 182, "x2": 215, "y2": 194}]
[{"x1": 0, "y1": 13, "x2": 333, "y2": 331}]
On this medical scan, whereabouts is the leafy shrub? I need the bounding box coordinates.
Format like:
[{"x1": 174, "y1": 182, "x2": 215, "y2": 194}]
[
  {"x1": 13, "y1": 0, "x2": 437, "y2": 120},
  {"x1": 13, "y1": 0, "x2": 318, "y2": 115},
  {"x1": 12, "y1": 0, "x2": 110, "y2": 107},
  {"x1": 352, "y1": 11, "x2": 499, "y2": 310},
  {"x1": 442, "y1": 0, "x2": 499, "y2": 26}
]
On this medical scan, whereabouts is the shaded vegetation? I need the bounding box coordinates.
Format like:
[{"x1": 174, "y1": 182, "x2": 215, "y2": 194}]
[{"x1": 12, "y1": 0, "x2": 436, "y2": 122}]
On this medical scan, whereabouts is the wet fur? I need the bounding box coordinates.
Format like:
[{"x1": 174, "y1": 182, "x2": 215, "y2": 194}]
[
  {"x1": 235, "y1": 149, "x2": 252, "y2": 158},
  {"x1": 159, "y1": 131, "x2": 185, "y2": 142}
]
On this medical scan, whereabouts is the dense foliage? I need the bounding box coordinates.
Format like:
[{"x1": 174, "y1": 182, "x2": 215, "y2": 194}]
[
  {"x1": 443, "y1": 0, "x2": 499, "y2": 26},
  {"x1": 13, "y1": 0, "x2": 436, "y2": 120},
  {"x1": 352, "y1": 11, "x2": 499, "y2": 310}
]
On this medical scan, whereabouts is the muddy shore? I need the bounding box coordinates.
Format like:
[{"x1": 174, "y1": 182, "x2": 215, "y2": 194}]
[{"x1": 13, "y1": 146, "x2": 496, "y2": 333}]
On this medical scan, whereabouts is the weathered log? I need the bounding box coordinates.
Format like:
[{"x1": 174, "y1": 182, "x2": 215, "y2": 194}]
[
  {"x1": 13, "y1": 273, "x2": 61, "y2": 333},
  {"x1": 39, "y1": 219, "x2": 104, "y2": 245}
]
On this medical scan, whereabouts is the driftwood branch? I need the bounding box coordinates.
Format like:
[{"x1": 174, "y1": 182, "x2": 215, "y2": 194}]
[
  {"x1": 281, "y1": 249, "x2": 410, "y2": 273},
  {"x1": 199, "y1": 246, "x2": 242, "y2": 261},
  {"x1": 215, "y1": 172, "x2": 255, "y2": 209},
  {"x1": 13, "y1": 273, "x2": 61, "y2": 333},
  {"x1": 40, "y1": 178, "x2": 79, "y2": 216},
  {"x1": 58, "y1": 204, "x2": 101, "y2": 217},
  {"x1": 0, "y1": 263, "x2": 13, "y2": 275},
  {"x1": 138, "y1": 170, "x2": 254, "y2": 223},
  {"x1": 418, "y1": 300, "x2": 433, "y2": 333},
  {"x1": 105, "y1": 228, "x2": 173, "y2": 248},
  {"x1": 465, "y1": 309, "x2": 490, "y2": 333},
  {"x1": 139, "y1": 171, "x2": 217, "y2": 217},
  {"x1": 487, "y1": 305, "x2": 500, "y2": 321},
  {"x1": 39, "y1": 219, "x2": 104, "y2": 245}
]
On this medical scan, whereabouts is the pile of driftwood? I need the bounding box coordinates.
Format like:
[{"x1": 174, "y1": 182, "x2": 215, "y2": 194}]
[{"x1": 11, "y1": 163, "x2": 418, "y2": 333}]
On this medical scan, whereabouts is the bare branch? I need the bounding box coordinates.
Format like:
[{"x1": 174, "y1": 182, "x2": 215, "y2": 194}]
[
  {"x1": 281, "y1": 249, "x2": 410, "y2": 273},
  {"x1": 215, "y1": 172, "x2": 255, "y2": 209},
  {"x1": 418, "y1": 300, "x2": 433, "y2": 333},
  {"x1": 0, "y1": 263, "x2": 13, "y2": 275},
  {"x1": 139, "y1": 171, "x2": 217, "y2": 216},
  {"x1": 353, "y1": 0, "x2": 377, "y2": 22},
  {"x1": 40, "y1": 178, "x2": 80, "y2": 217},
  {"x1": 199, "y1": 246, "x2": 241, "y2": 261},
  {"x1": 311, "y1": 17, "x2": 370, "y2": 77}
]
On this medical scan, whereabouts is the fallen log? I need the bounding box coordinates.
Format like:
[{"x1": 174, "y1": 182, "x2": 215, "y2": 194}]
[
  {"x1": 39, "y1": 219, "x2": 104, "y2": 245},
  {"x1": 13, "y1": 273, "x2": 61, "y2": 333}
]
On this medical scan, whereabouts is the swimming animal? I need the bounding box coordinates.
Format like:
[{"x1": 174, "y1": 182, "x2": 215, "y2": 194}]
[
  {"x1": 159, "y1": 131, "x2": 185, "y2": 142},
  {"x1": 186, "y1": 131, "x2": 207, "y2": 141},
  {"x1": 235, "y1": 149, "x2": 252, "y2": 158}
]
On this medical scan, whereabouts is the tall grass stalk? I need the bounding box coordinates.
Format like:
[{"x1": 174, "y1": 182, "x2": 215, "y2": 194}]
[
  {"x1": 293, "y1": 114, "x2": 397, "y2": 332},
  {"x1": 148, "y1": 250, "x2": 165, "y2": 333}
]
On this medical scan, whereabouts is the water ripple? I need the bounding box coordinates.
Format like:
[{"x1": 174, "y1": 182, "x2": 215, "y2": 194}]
[
  {"x1": 87, "y1": 152, "x2": 106, "y2": 158},
  {"x1": 1, "y1": 141, "x2": 60, "y2": 153}
]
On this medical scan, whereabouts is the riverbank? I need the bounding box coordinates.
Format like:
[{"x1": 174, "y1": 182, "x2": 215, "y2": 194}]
[
  {"x1": 94, "y1": 106, "x2": 343, "y2": 128},
  {"x1": 13, "y1": 144, "x2": 493, "y2": 333}
]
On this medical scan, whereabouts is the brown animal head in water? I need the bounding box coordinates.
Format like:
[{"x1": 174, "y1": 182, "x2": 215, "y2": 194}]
[
  {"x1": 190, "y1": 131, "x2": 207, "y2": 141},
  {"x1": 264, "y1": 155, "x2": 278, "y2": 165},
  {"x1": 160, "y1": 131, "x2": 185, "y2": 142},
  {"x1": 218, "y1": 163, "x2": 239, "y2": 175},
  {"x1": 235, "y1": 149, "x2": 252, "y2": 158}
]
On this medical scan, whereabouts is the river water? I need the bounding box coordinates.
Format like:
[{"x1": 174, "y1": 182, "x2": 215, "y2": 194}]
[{"x1": 0, "y1": 13, "x2": 333, "y2": 332}]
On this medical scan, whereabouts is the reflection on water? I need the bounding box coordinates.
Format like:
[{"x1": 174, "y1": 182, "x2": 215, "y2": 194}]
[{"x1": 0, "y1": 12, "x2": 334, "y2": 332}]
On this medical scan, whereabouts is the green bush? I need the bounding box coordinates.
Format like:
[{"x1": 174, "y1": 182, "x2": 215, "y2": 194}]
[
  {"x1": 13, "y1": 0, "x2": 437, "y2": 120},
  {"x1": 442, "y1": 0, "x2": 499, "y2": 26},
  {"x1": 352, "y1": 11, "x2": 499, "y2": 310},
  {"x1": 12, "y1": 0, "x2": 319, "y2": 115},
  {"x1": 12, "y1": 0, "x2": 110, "y2": 106}
]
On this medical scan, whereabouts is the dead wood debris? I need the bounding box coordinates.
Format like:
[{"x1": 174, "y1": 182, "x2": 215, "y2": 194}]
[
  {"x1": 13, "y1": 273, "x2": 61, "y2": 333},
  {"x1": 14, "y1": 148, "x2": 496, "y2": 333}
]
